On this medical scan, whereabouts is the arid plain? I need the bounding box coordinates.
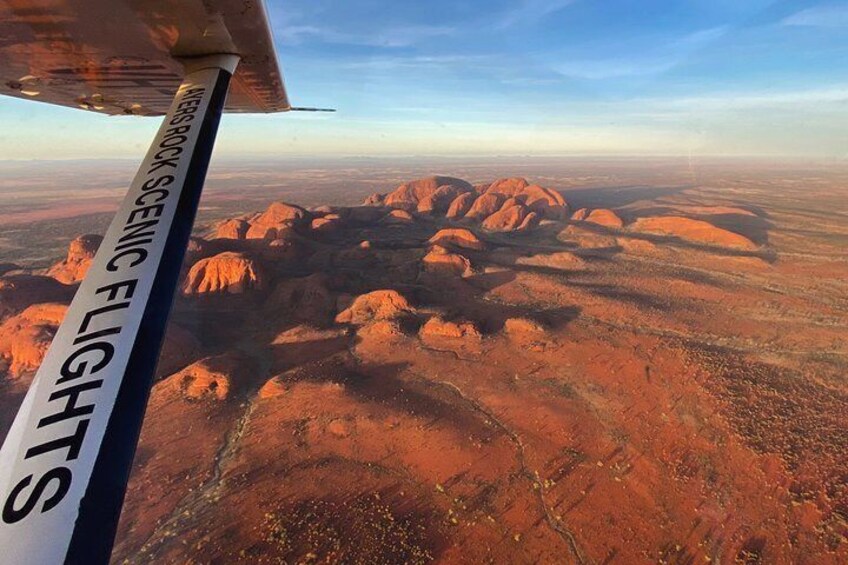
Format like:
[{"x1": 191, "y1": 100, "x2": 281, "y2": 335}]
[{"x1": 0, "y1": 157, "x2": 846, "y2": 563}]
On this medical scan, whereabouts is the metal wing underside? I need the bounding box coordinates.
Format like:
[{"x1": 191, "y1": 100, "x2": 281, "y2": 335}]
[{"x1": 0, "y1": 0, "x2": 290, "y2": 115}]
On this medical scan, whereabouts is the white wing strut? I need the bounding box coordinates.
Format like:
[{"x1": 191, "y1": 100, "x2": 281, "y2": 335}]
[{"x1": 0, "y1": 54, "x2": 238, "y2": 565}]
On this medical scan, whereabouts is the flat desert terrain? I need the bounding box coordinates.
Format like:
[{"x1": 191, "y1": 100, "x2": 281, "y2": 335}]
[{"x1": 0, "y1": 157, "x2": 846, "y2": 563}]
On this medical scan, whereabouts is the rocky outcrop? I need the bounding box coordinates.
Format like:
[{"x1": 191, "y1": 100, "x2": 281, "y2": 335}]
[
  {"x1": 417, "y1": 184, "x2": 472, "y2": 215},
  {"x1": 485, "y1": 177, "x2": 530, "y2": 196},
  {"x1": 370, "y1": 175, "x2": 563, "y2": 232},
  {"x1": 0, "y1": 303, "x2": 67, "y2": 378},
  {"x1": 502, "y1": 317, "x2": 550, "y2": 349},
  {"x1": 255, "y1": 201, "x2": 310, "y2": 226},
  {"x1": 183, "y1": 252, "x2": 265, "y2": 295},
  {"x1": 482, "y1": 204, "x2": 529, "y2": 232},
  {"x1": 384, "y1": 176, "x2": 474, "y2": 211},
  {"x1": 503, "y1": 317, "x2": 546, "y2": 337},
  {"x1": 335, "y1": 290, "x2": 414, "y2": 325},
  {"x1": 584, "y1": 209, "x2": 623, "y2": 228},
  {"x1": 521, "y1": 185, "x2": 568, "y2": 219},
  {"x1": 427, "y1": 228, "x2": 486, "y2": 251},
  {"x1": 311, "y1": 215, "x2": 343, "y2": 234},
  {"x1": 419, "y1": 317, "x2": 481, "y2": 340},
  {"x1": 484, "y1": 179, "x2": 567, "y2": 220},
  {"x1": 630, "y1": 216, "x2": 756, "y2": 249},
  {"x1": 246, "y1": 202, "x2": 310, "y2": 239},
  {"x1": 214, "y1": 219, "x2": 249, "y2": 240},
  {"x1": 465, "y1": 193, "x2": 505, "y2": 220},
  {"x1": 382, "y1": 209, "x2": 415, "y2": 225},
  {"x1": 168, "y1": 353, "x2": 248, "y2": 401},
  {"x1": 422, "y1": 248, "x2": 473, "y2": 277},
  {"x1": 517, "y1": 212, "x2": 541, "y2": 231},
  {"x1": 258, "y1": 376, "x2": 288, "y2": 399},
  {"x1": 47, "y1": 234, "x2": 102, "y2": 284},
  {"x1": 571, "y1": 208, "x2": 589, "y2": 221},
  {"x1": 357, "y1": 319, "x2": 406, "y2": 340},
  {"x1": 363, "y1": 193, "x2": 384, "y2": 206},
  {"x1": 446, "y1": 192, "x2": 476, "y2": 219}
]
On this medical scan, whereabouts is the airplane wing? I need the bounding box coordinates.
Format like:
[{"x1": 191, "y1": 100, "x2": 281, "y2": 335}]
[
  {"x1": 0, "y1": 2, "x2": 293, "y2": 563},
  {"x1": 0, "y1": 0, "x2": 290, "y2": 115}
]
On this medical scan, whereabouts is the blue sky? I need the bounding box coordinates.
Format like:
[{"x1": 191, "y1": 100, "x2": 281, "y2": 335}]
[{"x1": 1, "y1": 0, "x2": 847, "y2": 159}]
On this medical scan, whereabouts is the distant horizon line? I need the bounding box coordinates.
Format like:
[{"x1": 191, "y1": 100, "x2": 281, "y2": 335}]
[{"x1": 1, "y1": 153, "x2": 846, "y2": 164}]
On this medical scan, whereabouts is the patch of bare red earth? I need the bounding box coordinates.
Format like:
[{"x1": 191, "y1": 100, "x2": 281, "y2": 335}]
[{"x1": 1, "y1": 176, "x2": 846, "y2": 563}]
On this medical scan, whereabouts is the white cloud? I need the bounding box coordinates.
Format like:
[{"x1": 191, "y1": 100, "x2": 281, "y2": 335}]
[
  {"x1": 341, "y1": 54, "x2": 493, "y2": 71},
  {"x1": 782, "y1": 4, "x2": 848, "y2": 27},
  {"x1": 657, "y1": 85, "x2": 848, "y2": 110},
  {"x1": 552, "y1": 26, "x2": 729, "y2": 80},
  {"x1": 496, "y1": 0, "x2": 577, "y2": 29},
  {"x1": 278, "y1": 24, "x2": 455, "y2": 47},
  {"x1": 553, "y1": 58, "x2": 678, "y2": 80}
]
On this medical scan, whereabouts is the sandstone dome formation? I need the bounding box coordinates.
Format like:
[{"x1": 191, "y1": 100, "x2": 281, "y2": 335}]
[
  {"x1": 382, "y1": 209, "x2": 415, "y2": 225},
  {"x1": 363, "y1": 193, "x2": 384, "y2": 206},
  {"x1": 419, "y1": 316, "x2": 481, "y2": 340},
  {"x1": 311, "y1": 216, "x2": 342, "y2": 234},
  {"x1": 213, "y1": 218, "x2": 250, "y2": 240},
  {"x1": 356, "y1": 319, "x2": 406, "y2": 340},
  {"x1": 0, "y1": 302, "x2": 67, "y2": 378},
  {"x1": 334, "y1": 290, "x2": 414, "y2": 325},
  {"x1": 571, "y1": 208, "x2": 590, "y2": 221},
  {"x1": 584, "y1": 209, "x2": 624, "y2": 228},
  {"x1": 445, "y1": 192, "x2": 476, "y2": 219},
  {"x1": 464, "y1": 193, "x2": 505, "y2": 220},
  {"x1": 183, "y1": 252, "x2": 265, "y2": 295},
  {"x1": 427, "y1": 228, "x2": 486, "y2": 251},
  {"x1": 484, "y1": 177, "x2": 530, "y2": 196},
  {"x1": 47, "y1": 234, "x2": 103, "y2": 284},
  {"x1": 417, "y1": 184, "x2": 472, "y2": 215},
  {"x1": 246, "y1": 202, "x2": 311, "y2": 239},
  {"x1": 503, "y1": 317, "x2": 546, "y2": 337},
  {"x1": 422, "y1": 248, "x2": 473, "y2": 277},
  {"x1": 482, "y1": 204, "x2": 529, "y2": 232},
  {"x1": 166, "y1": 353, "x2": 250, "y2": 401},
  {"x1": 631, "y1": 216, "x2": 756, "y2": 249},
  {"x1": 373, "y1": 175, "x2": 566, "y2": 233},
  {"x1": 258, "y1": 376, "x2": 288, "y2": 399},
  {"x1": 485, "y1": 179, "x2": 567, "y2": 220},
  {"x1": 517, "y1": 211, "x2": 541, "y2": 231},
  {"x1": 383, "y1": 176, "x2": 474, "y2": 211}
]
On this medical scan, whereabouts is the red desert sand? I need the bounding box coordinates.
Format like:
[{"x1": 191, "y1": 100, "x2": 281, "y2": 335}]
[{"x1": 0, "y1": 173, "x2": 846, "y2": 565}]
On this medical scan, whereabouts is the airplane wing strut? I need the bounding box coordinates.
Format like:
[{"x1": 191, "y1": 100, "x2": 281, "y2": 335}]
[{"x1": 0, "y1": 54, "x2": 238, "y2": 564}]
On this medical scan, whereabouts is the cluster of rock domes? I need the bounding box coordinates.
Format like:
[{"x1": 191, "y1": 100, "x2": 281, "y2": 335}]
[
  {"x1": 366, "y1": 176, "x2": 568, "y2": 232},
  {"x1": 0, "y1": 174, "x2": 761, "y2": 383}
]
